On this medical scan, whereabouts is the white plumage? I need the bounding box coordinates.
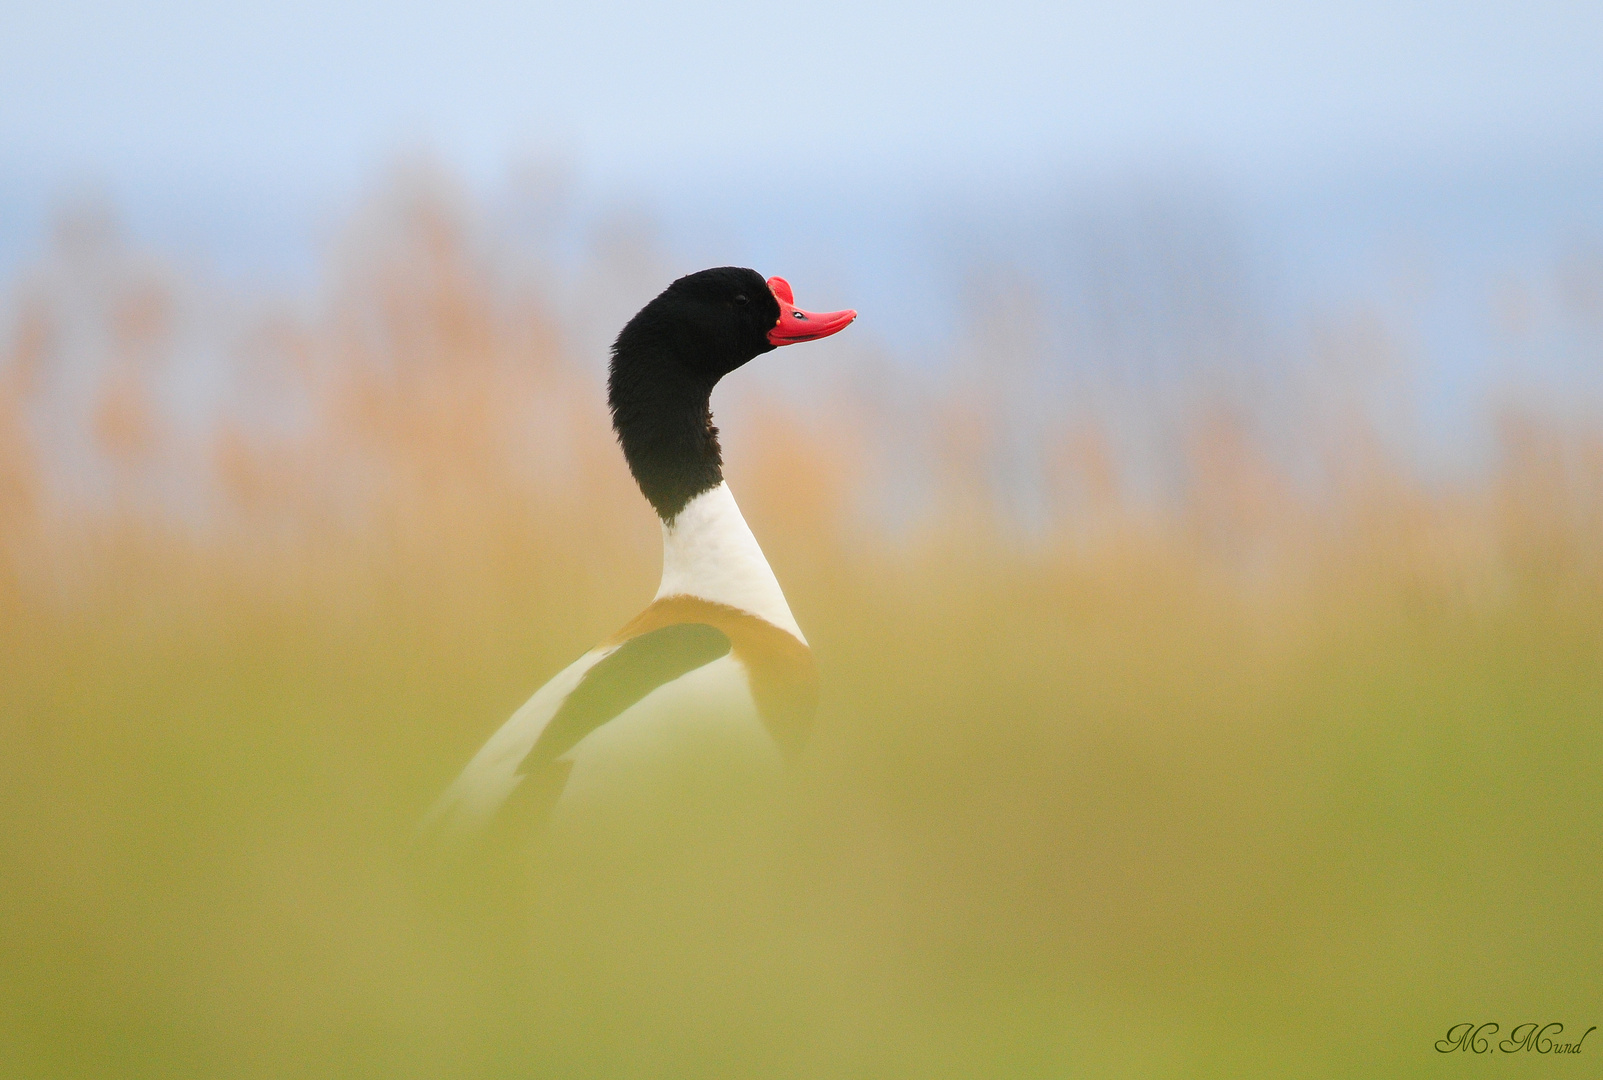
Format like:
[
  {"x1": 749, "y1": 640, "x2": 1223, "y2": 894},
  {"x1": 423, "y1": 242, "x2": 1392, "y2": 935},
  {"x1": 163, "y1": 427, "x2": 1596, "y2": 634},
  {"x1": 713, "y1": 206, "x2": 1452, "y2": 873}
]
[{"x1": 426, "y1": 483, "x2": 801, "y2": 834}]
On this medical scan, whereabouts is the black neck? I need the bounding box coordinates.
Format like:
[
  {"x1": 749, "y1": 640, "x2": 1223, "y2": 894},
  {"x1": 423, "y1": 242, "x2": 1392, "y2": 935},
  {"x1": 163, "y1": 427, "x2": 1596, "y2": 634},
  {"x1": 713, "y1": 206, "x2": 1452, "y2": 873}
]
[{"x1": 608, "y1": 347, "x2": 723, "y2": 523}]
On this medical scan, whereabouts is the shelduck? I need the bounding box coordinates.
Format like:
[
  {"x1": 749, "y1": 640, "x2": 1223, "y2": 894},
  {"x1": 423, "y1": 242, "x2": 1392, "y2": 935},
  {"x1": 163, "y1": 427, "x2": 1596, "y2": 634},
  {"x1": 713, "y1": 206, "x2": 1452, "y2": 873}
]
[{"x1": 426, "y1": 267, "x2": 856, "y2": 834}]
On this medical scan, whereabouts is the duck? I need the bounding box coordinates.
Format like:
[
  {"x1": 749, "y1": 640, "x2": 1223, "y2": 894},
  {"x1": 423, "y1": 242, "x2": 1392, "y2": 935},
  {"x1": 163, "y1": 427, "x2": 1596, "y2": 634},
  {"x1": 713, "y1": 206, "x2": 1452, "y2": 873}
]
[{"x1": 425, "y1": 266, "x2": 856, "y2": 835}]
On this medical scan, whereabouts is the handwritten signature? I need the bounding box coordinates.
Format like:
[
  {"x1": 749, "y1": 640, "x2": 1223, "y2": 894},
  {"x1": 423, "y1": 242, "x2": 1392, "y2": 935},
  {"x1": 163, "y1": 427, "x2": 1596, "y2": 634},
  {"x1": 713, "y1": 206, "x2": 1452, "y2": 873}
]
[{"x1": 1436, "y1": 1023, "x2": 1595, "y2": 1054}]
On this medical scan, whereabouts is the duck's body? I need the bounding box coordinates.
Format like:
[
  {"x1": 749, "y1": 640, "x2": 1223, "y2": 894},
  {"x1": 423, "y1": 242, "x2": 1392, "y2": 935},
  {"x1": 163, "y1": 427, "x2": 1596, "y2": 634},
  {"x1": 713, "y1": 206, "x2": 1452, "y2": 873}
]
[
  {"x1": 426, "y1": 268, "x2": 853, "y2": 835},
  {"x1": 428, "y1": 482, "x2": 815, "y2": 832}
]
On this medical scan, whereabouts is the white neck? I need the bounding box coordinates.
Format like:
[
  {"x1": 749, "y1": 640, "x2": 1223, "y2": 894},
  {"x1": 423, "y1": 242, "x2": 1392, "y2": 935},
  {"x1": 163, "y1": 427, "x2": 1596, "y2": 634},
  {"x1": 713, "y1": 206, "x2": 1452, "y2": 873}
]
[{"x1": 655, "y1": 482, "x2": 806, "y2": 643}]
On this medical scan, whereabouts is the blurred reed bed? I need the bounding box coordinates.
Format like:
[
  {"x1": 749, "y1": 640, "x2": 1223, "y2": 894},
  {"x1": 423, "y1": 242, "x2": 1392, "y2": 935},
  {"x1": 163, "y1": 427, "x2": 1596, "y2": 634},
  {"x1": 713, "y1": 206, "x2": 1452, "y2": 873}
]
[{"x1": 1, "y1": 173, "x2": 1600, "y2": 1079}]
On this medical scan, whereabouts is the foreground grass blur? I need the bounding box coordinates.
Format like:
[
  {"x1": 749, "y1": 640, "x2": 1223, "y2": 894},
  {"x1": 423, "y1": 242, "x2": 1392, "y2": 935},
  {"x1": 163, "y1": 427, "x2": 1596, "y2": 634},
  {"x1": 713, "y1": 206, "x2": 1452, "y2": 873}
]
[{"x1": 1, "y1": 183, "x2": 1600, "y2": 1078}]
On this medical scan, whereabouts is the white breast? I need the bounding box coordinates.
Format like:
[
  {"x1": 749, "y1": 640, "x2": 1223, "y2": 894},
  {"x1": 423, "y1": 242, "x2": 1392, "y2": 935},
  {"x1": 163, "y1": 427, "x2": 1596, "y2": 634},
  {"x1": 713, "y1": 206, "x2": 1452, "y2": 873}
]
[
  {"x1": 552, "y1": 654, "x2": 784, "y2": 824},
  {"x1": 657, "y1": 483, "x2": 805, "y2": 643},
  {"x1": 424, "y1": 482, "x2": 804, "y2": 838}
]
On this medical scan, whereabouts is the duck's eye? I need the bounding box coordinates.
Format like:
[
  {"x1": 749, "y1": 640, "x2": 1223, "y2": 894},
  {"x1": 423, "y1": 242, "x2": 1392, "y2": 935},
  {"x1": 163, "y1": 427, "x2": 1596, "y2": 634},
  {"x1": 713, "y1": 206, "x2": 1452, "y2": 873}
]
[{"x1": 733, "y1": 294, "x2": 748, "y2": 305}]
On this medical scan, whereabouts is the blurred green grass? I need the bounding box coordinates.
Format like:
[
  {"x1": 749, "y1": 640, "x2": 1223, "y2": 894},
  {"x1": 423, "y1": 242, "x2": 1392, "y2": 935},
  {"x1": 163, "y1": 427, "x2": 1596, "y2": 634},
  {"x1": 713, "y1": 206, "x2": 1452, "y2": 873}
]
[
  {"x1": 2, "y1": 489, "x2": 1598, "y2": 1078},
  {"x1": 1, "y1": 188, "x2": 1600, "y2": 1077}
]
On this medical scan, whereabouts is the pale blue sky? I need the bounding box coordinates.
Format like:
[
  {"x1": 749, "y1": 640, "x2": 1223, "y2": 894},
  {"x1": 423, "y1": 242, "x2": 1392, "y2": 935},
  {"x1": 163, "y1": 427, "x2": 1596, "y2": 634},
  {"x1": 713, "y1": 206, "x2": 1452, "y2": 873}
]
[
  {"x1": 3, "y1": 0, "x2": 1600, "y2": 193},
  {"x1": 3, "y1": 0, "x2": 1602, "y2": 470}
]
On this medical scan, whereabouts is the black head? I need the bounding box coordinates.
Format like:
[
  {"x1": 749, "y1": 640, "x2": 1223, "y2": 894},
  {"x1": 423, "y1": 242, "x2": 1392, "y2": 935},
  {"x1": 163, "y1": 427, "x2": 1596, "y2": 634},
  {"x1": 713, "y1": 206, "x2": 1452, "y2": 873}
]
[
  {"x1": 607, "y1": 266, "x2": 854, "y2": 523},
  {"x1": 613, "y1": 267, "x2": 781, "y2": 388}
]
